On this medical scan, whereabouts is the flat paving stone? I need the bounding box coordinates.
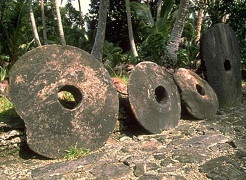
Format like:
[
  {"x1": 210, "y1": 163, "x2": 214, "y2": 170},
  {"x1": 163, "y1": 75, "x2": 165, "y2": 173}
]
[
  {"x1": 90, "y1": 162, "x2": 131, "y2": 180},
  {"x1": 200, "y1": 156, "x2": 246, "y2": 180}
]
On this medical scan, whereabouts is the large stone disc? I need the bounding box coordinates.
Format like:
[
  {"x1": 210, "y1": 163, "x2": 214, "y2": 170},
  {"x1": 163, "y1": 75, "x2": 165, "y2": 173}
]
[
  {"x1": 8, "y1": 45, "x2": 119, "y2": 158},
  {"x1": 173, "y1": 68, "x2": 219, "y2": 119},
  {"x1": 200, "y1": 23, "x2": 242, "y2": 107},
  {"x1": 127, "y1": 61, "x2": 181, "y2": 133}
]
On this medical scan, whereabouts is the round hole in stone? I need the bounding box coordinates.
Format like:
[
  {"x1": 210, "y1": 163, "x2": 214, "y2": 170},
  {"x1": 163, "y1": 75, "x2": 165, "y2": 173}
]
[
  {"x1": 155, "y1": 86, "x2": 168, "y2": 104},
  {"x1": 196, "y1": 84, "x2": 205, "y2": 96},
  {"x1": 224, "y1": 59, "x2": 231, "y2": 71},
  {"x1": 57, "y1": 85, "x2": 82, "y2": 110}
]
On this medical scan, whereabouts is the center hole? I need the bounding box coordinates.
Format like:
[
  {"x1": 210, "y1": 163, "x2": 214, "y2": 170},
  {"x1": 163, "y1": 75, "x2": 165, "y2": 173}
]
[
  {"x1": 196, "y1": 84, "x2": 205, "y2": 96},
  {"x1": 224, "y1": 59, "x2": 231, "y2": 71},
  {"x1": 155, "y1": 86, "x2": 168, "y2": 104},
  {"x1": 57, "y1": 85, "x2": 82, "y2": 110}
]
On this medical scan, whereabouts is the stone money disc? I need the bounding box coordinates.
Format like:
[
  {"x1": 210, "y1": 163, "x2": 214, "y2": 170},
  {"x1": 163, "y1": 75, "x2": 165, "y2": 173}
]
[
  {"x1": 8, "y1": 45, "x2": 119, "y2": 158},
  {"x1": 174, "y1": 68, "x2": 219, "y2": 119},
  {"x1": 127, "y1": 61, "x2": 181, "y2": 133}
]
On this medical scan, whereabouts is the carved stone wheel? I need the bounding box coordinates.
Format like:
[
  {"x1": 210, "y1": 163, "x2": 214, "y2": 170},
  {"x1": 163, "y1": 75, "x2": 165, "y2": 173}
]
[
  {"x1": 200, "y1": 23, "x2": 242, "y2": 107},
  {"x1": 127, "y1": 61, "x2": 181, "y2": 133},
  {"x1": 8, "y1": 45, "x2": 119, "y2": 159},
  {"x1": 173, "y1": 68, "x2": 219, "y2": 119}
]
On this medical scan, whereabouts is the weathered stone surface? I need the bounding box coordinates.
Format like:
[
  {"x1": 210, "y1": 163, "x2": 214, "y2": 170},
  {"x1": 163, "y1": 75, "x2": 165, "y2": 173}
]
[
  {"x1": 8, "y1": 45, "x2": 119, "y2": 158},
  {"x1": 134, "y1": 163, "x2": 147, "y2": 177},
  {"x1": 128, "y1": 61, "x2": 181, "y2": 133},
  {"x1": 31, "y1": 152, "x2": 105, "y2": 178},
  {"x1": 200, "y1": 156, "x2": 246, "y2": 180},
  {"x1": 90, "y1": 163, "x2": 131, "y2": 179},
  {"x1": 138, "y1": 174, "x2": 186, "y2": 180},
  {"x1": 200, "y1": 23, "x2": 242, "y2": 108},
  {"x1": 1, "y1": 86, "x2": 245, "y2": 180},
  {"x1": 174, "y1": 68, "x2": 219, "y2": 119}
]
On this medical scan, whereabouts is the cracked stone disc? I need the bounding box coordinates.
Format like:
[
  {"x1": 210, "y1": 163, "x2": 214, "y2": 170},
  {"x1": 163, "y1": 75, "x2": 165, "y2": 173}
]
[
  {"x1": 173, "y1": 68, "x2": 219, "y2": 119},
  {"x1": 8, "y1": 45, "x2": 119, "y2": 158},
  {"x1": 127, "y1": 61, "x2": 181, "y2": 133}
]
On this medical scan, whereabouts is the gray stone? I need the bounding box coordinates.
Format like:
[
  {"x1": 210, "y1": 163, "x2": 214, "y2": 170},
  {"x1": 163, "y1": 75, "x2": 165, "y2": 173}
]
[
  {"x1": 160, "y1": 157, "x2": 175, "y2": 167},
  {"x1": 173, "y1": 68, "x2": 219, "y2": 119},
  {"x1": 200, "y1": 156, "x2": 246, "y2": 180},
  {"x1": 90, "y1": 163, "x2": 131, "y2": 180},
  {"x1": 200, "y1": 23, "x2": 242, "y2": 108},
  {"x1": 158, "y1": 163, "x2": 184, "y2": 173},
  {"x1": 138, "y1": 174, "x2": 186, "y2": 180},
  {"x1": 138, "y1": 174, "x2": 163, "y2": 180},
  {"x1": 128, "y1": 61, "x2": 181, "y2": 133},
  {"x1": 8, "y1": 45, "x2": 119, "y2": 158},
  {"x1": 182, "y1": 134, "x2": 229, "y2": 149},
  {"x1": 31, "y1": 152, "x2": 104, "y2": 178},
  {"x1": 134, "y1": 163, "x2": 146, "y2": 177},
  {"x1": 172, "y1": 150, "x2": 207, "y2": 163},
  {"x1": 153, "y1": 154, "x2": 166, "y2": 160}
]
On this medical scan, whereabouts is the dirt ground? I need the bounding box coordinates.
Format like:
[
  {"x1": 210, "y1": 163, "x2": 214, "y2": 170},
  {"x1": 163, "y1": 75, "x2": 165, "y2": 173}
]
[{"x1": 0, "y1": 83, "x2": 245, "y2": 180}]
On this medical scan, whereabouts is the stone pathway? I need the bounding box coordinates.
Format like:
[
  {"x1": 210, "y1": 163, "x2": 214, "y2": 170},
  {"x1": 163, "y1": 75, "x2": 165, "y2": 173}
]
[{"x1": 0, "y1": 91, "x2": 246, "y2": 180}]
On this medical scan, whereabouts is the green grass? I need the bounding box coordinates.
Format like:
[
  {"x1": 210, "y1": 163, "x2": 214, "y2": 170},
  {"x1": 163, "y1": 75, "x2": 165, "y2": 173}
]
[
  {"x1": 0, "y1": 97, "x2": 18, "y2": 121},
  {"x1": 64, "y1": 143, "x2": 90, "y2": 160},
  {"x1": 111, "y1": 74, "x2": 129, "y2": 83}
]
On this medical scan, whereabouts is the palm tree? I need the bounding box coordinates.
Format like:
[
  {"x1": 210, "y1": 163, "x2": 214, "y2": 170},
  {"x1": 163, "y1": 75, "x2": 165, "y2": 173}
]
[
  {"x1": 125, "y1": 0, "x2": 138, "y2": 57},
  {"x1": 41, "y1": 0, "x2": 48, "y2": 44},
  {"x1": 156, "y1": 0, "x2": 162, "y2": 21},
  {"x1": 166, "y1": 0, "x2": 190, "y2": 66},
  {"x1": 29, "y1": 0, "x2": 41, "y2": 47},
  {"x1": 130, "y1": 0, "x2": 175, "y2": 64},
  {"x1": 77, "y1": 0, "x2": 84, "y2": 29},
  {"x1": 195, "y1": 7, "x2": 203, "y2": 43},
  {"x1": 91, "y1": 0, "x2": 109, "y2": 62},
  {"x1": 54, "y1": 0, "x2": 66, "y2": 46}
]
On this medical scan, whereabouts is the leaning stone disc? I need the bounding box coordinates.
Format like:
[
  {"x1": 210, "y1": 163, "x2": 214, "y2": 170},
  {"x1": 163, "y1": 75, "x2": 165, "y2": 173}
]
[
  {"x1": 8, "y1": 45, "x2": 119, "y2": 158},
  {"x1": 173, "y1": 68, "x2": 219, "y2": 119},
  {"x1": 128, "y1": 61, "x2": 181, "y2": 133},
  {"x1": 200, "y1": 23, "x2": 242, "y2": 107}
]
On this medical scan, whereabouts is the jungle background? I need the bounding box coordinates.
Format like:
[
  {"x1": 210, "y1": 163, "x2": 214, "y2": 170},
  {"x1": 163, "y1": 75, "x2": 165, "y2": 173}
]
[{"x1": 0, "y1": 0, "x2": 245, "y2": 81}]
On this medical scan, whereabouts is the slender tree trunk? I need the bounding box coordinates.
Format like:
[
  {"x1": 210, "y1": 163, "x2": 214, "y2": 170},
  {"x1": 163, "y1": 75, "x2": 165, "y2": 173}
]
[
  {"x1": 54, "y1": 0, "x2": 66, "y2": 46},
  {"x1": 126, "y1": 0, "x2": 138, "y2": 57},
  {"x1": 41, "y1": 0, "x2": 48, "y2": 44},
  {"x1": 221, "y1": 14, "x2": 228, "y2": 23},
  {"x1": 166, "y1": 0, "x2": 190, "y2": 66},
  {"x1": 146, "y1": 0, "x2": 150, "y2": 6},
  {"x1": 195, "y1": 8, "x2": 203, "y2": 43},
  {"x1": 77, "y1": 0, "x2": 84, "y2": 29},
  {"x1": 29, "y1": 0, "x2": 41, "y2": 47},
  {"x1": 91, "y1": 0, "x2": 109, "y2": 62},
  {"x1": 156, "y1": 0, "x2": 162, "y2": 21}
]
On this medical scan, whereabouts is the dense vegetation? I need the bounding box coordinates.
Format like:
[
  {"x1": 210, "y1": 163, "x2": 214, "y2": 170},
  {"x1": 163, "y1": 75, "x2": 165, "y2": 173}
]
[{"x1": 0, "y1": 0, "x2": 245, "y2": 80}]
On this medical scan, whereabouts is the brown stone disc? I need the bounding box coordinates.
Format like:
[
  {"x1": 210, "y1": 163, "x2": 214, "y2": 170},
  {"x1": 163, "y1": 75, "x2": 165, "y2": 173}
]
[
  {"x1": 8, "y1": 45, "x2": 119, "y2": 158},
  {"x1": 127, "y1": 61, "x2": 181, "y2": 133},
  {"x1": 173, "y1": 68, "x2": 219, "y2": 119},
  {"x1": 200, "y1": 23, "x2": 242, "y2": 107}
]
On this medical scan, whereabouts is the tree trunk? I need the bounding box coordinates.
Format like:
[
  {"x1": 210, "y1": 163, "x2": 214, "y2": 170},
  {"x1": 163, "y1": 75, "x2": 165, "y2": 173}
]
[
  {"x1": 41, "y1": 0, "x2": 48, "y2": 44},
  {"x1": 91, "y1": 0, "x2": 109, "y2": 62},
  {"x1": 29, "y1": 0, "x2": 41, "y2": 47},
  {"x1": 166, "y1": 0, "x2": 190, "y2": 66},
  {"x1": 77, "y1": 0, "x2": 84, "y2": 29},
  {"x1": 54, "y1": 0, "x2": 66, "y2": 46},
  {"x1": 195, "y1": 8, "x2": 203, "y2": 43},
  {"x1": 125, "y1": 0, "x2": 138, "y2": 57},
  {"x1": 156, "y1": 0, "x2": 162, "y2": 21}
]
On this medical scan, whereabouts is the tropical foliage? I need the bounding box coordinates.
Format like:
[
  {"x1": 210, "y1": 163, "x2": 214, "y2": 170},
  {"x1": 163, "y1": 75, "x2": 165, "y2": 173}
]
[{"x1": 0, "y1": 0, "x2": 245, "y2": 80}]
